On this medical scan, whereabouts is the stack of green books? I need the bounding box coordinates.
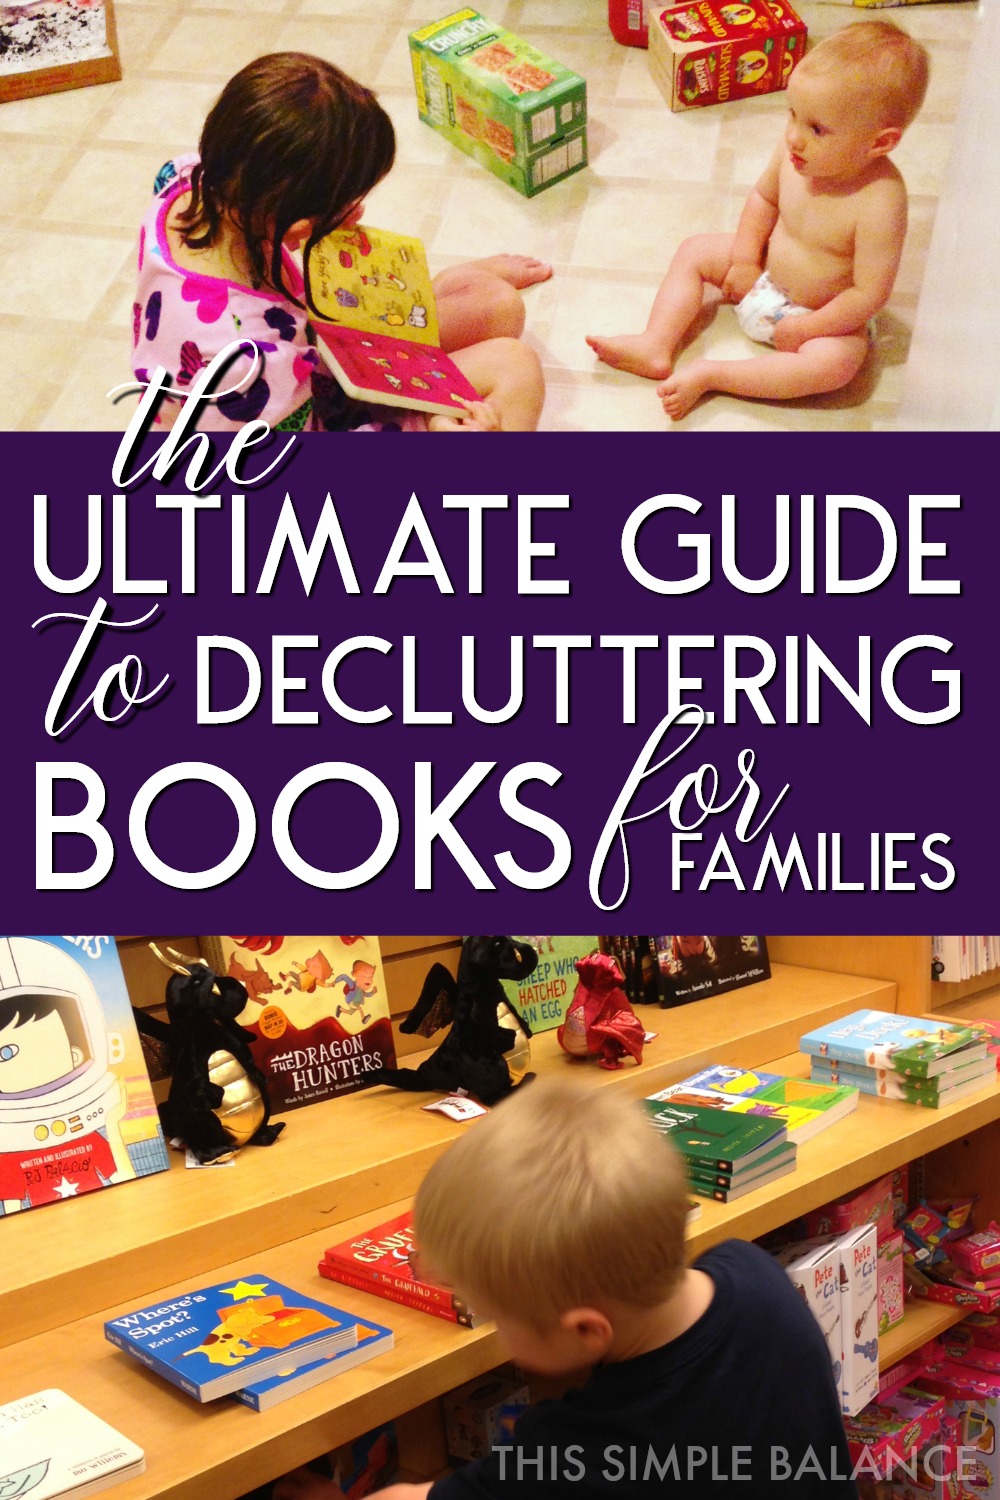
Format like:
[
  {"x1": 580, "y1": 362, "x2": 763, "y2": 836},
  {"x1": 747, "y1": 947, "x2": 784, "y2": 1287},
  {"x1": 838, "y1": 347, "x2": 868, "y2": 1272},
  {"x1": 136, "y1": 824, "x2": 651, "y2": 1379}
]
[{"x1": 643, "y1": 1099, "x2": 797, "y2": 1202}]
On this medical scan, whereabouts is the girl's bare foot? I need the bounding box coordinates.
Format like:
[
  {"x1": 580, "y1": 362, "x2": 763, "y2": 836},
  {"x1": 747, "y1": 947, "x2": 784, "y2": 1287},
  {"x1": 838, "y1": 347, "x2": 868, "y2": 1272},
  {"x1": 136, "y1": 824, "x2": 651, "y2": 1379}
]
[
  {"x1": 586, "y1": 333, "x2": 673, "y2": 381},
  {"x1": 467, "y1": 254, "x2": 552, "y2": 288},
  {"x1": 657, "y1": 362, "x2": 711, "y2": 420}
]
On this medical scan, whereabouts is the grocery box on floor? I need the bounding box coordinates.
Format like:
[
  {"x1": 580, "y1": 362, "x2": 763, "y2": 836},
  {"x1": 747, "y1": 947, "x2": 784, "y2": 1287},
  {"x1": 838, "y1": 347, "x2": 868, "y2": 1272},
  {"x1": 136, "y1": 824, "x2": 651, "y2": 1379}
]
[
  {"x1": 409, "y1": 11, "x2": 587, "y2": 197},
  {"x1": 608, "y1": 0, "x2": 650, "y2": 47},
  {"x1": 648, "y1": 0, "x2": 807, "y2": 112}
]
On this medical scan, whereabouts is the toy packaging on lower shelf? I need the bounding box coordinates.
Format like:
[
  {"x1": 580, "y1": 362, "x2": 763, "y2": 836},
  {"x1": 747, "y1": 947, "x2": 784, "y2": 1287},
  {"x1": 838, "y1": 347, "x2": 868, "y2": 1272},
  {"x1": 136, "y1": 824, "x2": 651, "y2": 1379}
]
[
  {"x1": 443, "y1": 1371, "x2": 530, "y2": 1462},
  {"x1": 843, "y1": 1384, "x2": 946, "y2": 1480},
  {"x1": 648, "y1": 0, "x2": 807, "y2": 112},
  {"x1": 409, "y1": 10, "x2": 587, "y2": 196}
]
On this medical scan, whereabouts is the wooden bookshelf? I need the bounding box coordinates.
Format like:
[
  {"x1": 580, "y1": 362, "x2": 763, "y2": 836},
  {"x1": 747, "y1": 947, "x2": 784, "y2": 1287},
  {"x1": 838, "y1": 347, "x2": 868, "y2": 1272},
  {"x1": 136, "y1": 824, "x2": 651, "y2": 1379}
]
[
  {"x1": 768, "y1": 935, "x2": 1000, "y2": 1018},
  {"x1": 4, "y1": 954, "x2": 999, "y2": 1500},
  {"x1": 0, "y1": 961, "x2": 892, "y2": 1348},
  {"x1": 878, "y1": 1301, "x2": 966, "y2": 1372}
]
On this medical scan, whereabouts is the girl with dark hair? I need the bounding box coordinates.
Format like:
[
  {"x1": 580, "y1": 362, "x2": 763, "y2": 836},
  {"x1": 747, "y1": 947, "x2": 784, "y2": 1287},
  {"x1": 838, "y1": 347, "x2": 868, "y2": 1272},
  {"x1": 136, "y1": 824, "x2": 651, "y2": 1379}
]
[{"x1": 132, "y1": 52, "x2": 548, "y2": 432}]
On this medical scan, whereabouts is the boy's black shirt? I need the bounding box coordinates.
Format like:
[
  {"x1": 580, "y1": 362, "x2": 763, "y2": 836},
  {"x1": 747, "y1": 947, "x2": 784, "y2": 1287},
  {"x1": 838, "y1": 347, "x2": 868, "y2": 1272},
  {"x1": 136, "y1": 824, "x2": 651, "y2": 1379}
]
[{"x1": 430, "y1": 1240, "x2": 858, "y2": 1497}]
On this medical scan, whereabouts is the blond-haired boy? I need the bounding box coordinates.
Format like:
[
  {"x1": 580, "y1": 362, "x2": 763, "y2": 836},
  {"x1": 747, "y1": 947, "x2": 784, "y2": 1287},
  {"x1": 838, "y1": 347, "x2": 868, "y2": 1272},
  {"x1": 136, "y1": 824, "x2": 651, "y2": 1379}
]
[
  {"x1": 275, "y1": 1079, "x2": 855, "y2": 1500},
  {"x1": 587, "y1": 20, "x2": 929, "y2": 420}
]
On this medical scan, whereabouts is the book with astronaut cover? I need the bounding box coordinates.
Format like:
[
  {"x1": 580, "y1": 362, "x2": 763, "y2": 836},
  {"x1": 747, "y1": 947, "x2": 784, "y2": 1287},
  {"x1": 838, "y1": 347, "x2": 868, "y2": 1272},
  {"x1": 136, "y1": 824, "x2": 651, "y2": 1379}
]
[{"x1": 0, "y1": 936, "x2": 169, "y2": 1217}]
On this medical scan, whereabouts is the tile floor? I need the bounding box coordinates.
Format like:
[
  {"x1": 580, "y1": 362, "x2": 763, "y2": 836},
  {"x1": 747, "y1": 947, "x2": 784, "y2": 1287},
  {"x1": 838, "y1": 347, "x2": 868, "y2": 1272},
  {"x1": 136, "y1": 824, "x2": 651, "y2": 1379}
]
[{"x1": 0, "y1": 0, "x2": 978, "y2": 431}]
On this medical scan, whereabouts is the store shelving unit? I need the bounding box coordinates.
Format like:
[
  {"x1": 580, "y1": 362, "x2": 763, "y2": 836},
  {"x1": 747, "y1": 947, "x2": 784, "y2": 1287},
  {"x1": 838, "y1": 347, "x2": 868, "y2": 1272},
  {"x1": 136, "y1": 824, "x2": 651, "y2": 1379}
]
[{"x1": 2, "y1": 952, "x2": 998, "y2": 1500}]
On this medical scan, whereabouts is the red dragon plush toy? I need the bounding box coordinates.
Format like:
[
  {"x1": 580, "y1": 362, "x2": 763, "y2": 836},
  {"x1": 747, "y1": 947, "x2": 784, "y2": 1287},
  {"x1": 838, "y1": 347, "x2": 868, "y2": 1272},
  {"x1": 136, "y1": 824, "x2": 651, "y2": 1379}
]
[{"x1": 557, "y1": 951, "x2": 645, "y2": 1070}]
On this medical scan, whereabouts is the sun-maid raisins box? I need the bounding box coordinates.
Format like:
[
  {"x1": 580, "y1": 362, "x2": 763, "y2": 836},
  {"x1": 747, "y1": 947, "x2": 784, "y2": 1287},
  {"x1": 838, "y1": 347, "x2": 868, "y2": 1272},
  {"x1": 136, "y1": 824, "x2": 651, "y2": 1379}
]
[
  {"x1": 409, "y1": 10, "x2": 587, "y2": 197},
  {"x1": 649, "y1": 1, "x2": 807, "y2": 111}
]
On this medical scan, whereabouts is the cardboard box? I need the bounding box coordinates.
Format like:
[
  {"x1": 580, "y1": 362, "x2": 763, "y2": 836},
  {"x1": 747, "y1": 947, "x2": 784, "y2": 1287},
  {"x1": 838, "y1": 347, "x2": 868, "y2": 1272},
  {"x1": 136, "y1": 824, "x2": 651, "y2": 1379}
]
[
  {"x1": 443, "y1": 1373, "x2": 529, "y2": 1462},
  {"x1": 409, "y1": 11, "x2": 587, "y2": 196},
  {"x1": 648, "y1": 0, "x2": 807, "y2": 112}
]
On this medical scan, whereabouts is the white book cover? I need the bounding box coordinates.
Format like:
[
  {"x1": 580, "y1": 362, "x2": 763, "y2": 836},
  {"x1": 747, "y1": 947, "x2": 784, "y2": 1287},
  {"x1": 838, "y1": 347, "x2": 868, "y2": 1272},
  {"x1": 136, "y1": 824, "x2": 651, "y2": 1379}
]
[{"x1": 0, "y1": 1388, "x2": 145, "y2": 1499}]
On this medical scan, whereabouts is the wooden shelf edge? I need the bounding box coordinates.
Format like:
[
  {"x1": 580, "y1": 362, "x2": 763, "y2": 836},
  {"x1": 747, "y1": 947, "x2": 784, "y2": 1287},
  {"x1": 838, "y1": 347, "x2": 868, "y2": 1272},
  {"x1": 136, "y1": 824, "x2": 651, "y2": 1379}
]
[
  {"x1": 1, "y1": 963, "x2": 895, "y2": 1347},
  {"x1": 879, "y1": 1301, "x2": 965, "y2": 1372}
]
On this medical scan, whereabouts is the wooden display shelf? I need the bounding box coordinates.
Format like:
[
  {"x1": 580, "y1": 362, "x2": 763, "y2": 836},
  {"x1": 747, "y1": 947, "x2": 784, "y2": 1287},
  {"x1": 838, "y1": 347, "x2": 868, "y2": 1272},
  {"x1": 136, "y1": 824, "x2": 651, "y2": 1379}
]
[
  {"x1": 879, "y1": 1301, "x2": 966, "y2": 1371},
  {"x1": 2, "y1": 962, "x2": 892, "y2": 1348},
  {"x1": 0, "y1": 1200, "x2": 498, "y2": 1500},
  {"x1": 682, "y1": 1052, "x2": 1000, "y2": 1253},
  {"x1": 5, "y1": 1052, "x2": 1000, "y2": 1498}
]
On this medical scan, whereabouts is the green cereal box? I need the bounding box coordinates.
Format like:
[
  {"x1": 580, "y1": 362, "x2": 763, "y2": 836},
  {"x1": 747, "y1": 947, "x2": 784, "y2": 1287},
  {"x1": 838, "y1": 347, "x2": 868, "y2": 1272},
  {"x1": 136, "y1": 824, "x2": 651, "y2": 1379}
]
[{"x1": 409, "y1": 10, "x2": 587, "y2": 197}]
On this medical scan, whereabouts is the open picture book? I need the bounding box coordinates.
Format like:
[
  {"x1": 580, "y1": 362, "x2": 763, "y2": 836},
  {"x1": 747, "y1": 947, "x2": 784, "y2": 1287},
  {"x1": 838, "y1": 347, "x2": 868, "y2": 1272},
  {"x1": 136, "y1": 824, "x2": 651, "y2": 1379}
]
[{"x1": 304, "y1": 224, "x2": 480, "y2": 417}]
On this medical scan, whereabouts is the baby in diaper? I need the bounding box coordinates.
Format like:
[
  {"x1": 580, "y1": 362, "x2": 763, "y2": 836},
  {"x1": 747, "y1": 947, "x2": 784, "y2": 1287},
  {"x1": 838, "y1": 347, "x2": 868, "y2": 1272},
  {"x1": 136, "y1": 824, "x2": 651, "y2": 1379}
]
[{"x1": 587, "y1": 20, "x2": 928, "y2": 420}]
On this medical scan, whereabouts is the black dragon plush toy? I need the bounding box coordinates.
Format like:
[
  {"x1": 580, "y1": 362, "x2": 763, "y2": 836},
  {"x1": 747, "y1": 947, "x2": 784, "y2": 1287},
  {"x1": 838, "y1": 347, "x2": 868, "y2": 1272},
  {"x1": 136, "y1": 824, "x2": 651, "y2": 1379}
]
[
  {"x1": 135, "y1": 946, "x2": 284, "y2": 1162},
  {"x1": 370, "y1": 935, "x2": 537, "y2": 1106}
]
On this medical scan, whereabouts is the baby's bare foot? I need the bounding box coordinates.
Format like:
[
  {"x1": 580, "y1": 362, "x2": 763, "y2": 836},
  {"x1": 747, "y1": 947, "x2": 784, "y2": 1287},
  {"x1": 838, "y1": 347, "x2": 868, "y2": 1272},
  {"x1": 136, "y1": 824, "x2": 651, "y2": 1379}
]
[
  {"x1": 657, "y1": 363, "x2": 710, "y2": 420},
  {"x1": 586, "y1": 333, "x2": 673, "y2": 381},
  {"x1": 469, "y1": 254, "x2": 553, "y2": 288}
]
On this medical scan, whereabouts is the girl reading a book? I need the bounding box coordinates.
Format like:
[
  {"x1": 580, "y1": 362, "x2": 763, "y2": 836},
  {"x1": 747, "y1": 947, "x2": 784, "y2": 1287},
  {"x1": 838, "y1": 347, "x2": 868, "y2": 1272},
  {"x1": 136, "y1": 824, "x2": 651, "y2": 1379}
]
[{"x1": 131, "y1": 52, "x2": 548, "y2": 432}]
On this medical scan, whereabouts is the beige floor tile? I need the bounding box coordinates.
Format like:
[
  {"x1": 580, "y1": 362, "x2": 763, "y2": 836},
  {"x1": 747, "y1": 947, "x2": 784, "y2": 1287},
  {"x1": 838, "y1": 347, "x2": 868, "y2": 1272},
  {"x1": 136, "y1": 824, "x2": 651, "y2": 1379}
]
[
  {"x1": 0, "y1": 79, "x2": 114, "y2": 134},
  {"x1": 114, "y1": 4, "x2": 179, "y2": 72},
  {"x1": 432, "y1": 171, "x2": 589, "y2": 267},
  {"x1": 0, "y1": 230, "x2": 132, "y2": 321},
  {"x1": 588, "y1": 105, "x2": 722, "y2": 185},
  {"x1": 541, "y1": 376, "x2": 673, "y2": 432},
  {"x1": 272, "y1": 19, "x2": 398, "y2": 85},
  {"x1": 0, "y1": 328, "x2": 74, "y2": 428},
  {"x1": 570, "y1": 182, "x2": 730, "y2": 272},
  {"x1": 545, "y1": 274, "x2": 660, "y2": 371},
  {"x1": 40, "y1": 147, "x2": 162, "y2": 230},
  {"x1": 96, "y1": 78, "x2": 220, "y2": 144},
  {"x1": 614, "y1": 46, "x2": 667, "y2": 105},
  {"x1": 2, "y1": 141, "x2": 73, "y2": 218},
  {"x1": 151, "y1": 15, "x2": 284, "y2": 77},
  {"x1": 37, "y1": 338, "x2": 136, "y2": 432}
]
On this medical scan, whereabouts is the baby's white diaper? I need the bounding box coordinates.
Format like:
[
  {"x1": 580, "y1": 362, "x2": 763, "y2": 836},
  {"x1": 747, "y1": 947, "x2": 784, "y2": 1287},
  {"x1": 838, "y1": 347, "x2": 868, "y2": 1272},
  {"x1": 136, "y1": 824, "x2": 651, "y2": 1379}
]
[{"x1": 735, "y1": 270, "x2": 809, "y2": 347}]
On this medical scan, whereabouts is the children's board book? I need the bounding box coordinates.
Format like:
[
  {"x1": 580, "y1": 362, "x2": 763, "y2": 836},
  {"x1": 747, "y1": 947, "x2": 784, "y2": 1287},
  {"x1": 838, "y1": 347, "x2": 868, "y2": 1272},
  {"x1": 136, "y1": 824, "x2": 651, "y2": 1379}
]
[
  {"x1": 648, "y1": 1064, "x2": 858, "y2": 1143},
  {"x1": 0, "y1": 936, "x2": 170, "y2": 1216},
  {"x1": 320, "y1": 1209, "x2": 481, "y2": 1327},
  {"x1": 201, "y1": 936, "x2": 395, "y2": 1112},
  {"x1": 800, "y1": 1009, "x2": 986, "y2": 1074},
  {"x1": 811, "y1": 1061, "x2": 995, "y2": 1109},
  {"x1": 652, "y1": 935, "x2": 770, "y2": 1007},
  {"x1": 500, "y1": 936, "x2": 598, "y2": 1032},
  {"x1": 104, "y1": 1275, "x2": 358, "y2": 1402},
  {"x1": 302, "y1": 225, "x2": 481, "y2": 417},
  {"x1": 0, "y1": 1389, "x2": 144, "y2": 1500},
  {"x1": 642, "y1": 1098, "x2": 790, "y2": 1173},
  {"x1": 232, "y1": 1316, "x2": 394, "y2": 1411}
]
